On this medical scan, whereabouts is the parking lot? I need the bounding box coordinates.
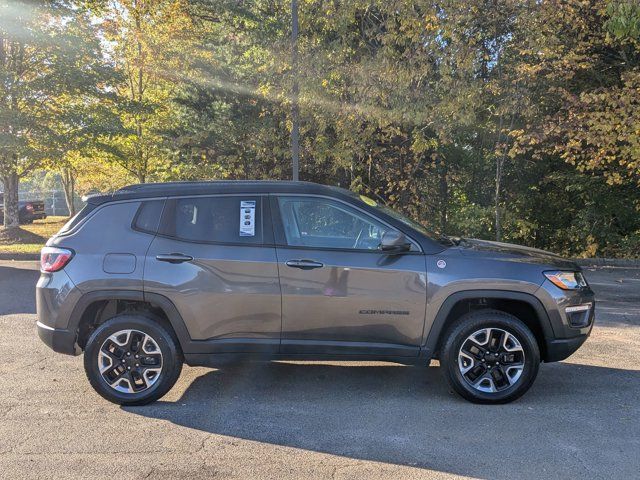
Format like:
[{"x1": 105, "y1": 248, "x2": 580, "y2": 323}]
[{"x1": 0, "y1": 261, "x2": 639, "y2": 480}]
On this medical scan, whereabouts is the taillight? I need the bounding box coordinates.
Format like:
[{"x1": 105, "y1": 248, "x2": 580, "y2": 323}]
[
  {"x1": 40, "y1": 247, "x2": 74, "y2": 272},
  {"x1": 25, "y1": 203, "x2": 34, "y2": 212}
]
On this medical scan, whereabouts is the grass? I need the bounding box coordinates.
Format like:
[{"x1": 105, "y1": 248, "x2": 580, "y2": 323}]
[{"x1": 0, "y1": 216, "x2": 69, "y2": 255}]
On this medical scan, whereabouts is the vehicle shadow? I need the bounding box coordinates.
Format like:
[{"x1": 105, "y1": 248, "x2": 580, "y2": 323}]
[
  {"x1": 0, "y1": 265, "x2": 39, "y2": 315},
  {"x1": 124, "y1": 361, "x2": 640, "y2": 479}
]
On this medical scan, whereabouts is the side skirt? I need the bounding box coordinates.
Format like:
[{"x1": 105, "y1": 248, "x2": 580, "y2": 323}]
[{"x1": 184, "y1": 352, "x2": 427, "y2": 367}]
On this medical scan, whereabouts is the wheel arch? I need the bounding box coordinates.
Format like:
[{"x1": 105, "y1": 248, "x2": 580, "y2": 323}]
[
  {"x1": 70, "y1": 290, "x2": 191, "y2": 352},
  {"x1": 424, "y1": 290, "x2": 553, "y2": 361}
]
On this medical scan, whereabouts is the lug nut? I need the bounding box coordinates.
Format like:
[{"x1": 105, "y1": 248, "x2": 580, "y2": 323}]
[
  {"x1": 127, "y1": 352, "x2": 131, "y2": 356},
  {"x1": 127, "y1": 366, "x2": 131, "y2": 370},
  {"x1": 135, "y1": 363, "x2": 139, "y2": 367}
]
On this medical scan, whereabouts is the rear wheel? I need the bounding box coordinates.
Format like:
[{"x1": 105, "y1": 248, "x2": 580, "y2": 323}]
[
  {"x1": 84, "y1": 315, "x2": 183, "y2": 405},
  {"x1": 441, "y1": 310, "x2": 540, "y2": 404}
]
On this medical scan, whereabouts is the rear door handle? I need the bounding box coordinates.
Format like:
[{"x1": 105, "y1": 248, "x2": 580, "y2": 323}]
[
  {"x1": 156, "y1": 253, "x2": 194, "y2": 264},
  {"x1": 285, "y1": 259, "x2": 324, "y2": 270}
]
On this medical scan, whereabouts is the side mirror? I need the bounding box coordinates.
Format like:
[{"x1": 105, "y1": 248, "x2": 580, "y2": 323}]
[{"x1": 379, "y1": 231, "x2": 411, "y2": 254}]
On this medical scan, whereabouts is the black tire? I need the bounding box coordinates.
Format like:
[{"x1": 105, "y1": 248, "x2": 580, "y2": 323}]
[
  {"x1": 84, "y1": 314, "x2": 183, "y2": 406},
  {"x1": 440, "y1": 309, "x2": 540, "y2": 404}
]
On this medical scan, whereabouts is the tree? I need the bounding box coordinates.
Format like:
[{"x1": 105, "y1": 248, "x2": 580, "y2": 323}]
[
  {"x1": 505, "y1": 0, "x2": 640, "y2": 255},
  {"x1": 7, "y1": 0, "x2": 635, "y2": 257},
  {"x1": 91, "y1": 0, "x2": 201, "y2": 183},
  {"x1": 0, "y1": 1, "x2": 108, "y2": 227},
  {"x1": 158, "y1": 0, "x2": 640, "y2": 256}
]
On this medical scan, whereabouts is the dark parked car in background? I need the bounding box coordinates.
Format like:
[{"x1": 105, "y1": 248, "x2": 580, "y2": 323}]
[
  {"x1": 0, "y1": 194, "x2": 47, "y2": 224},
  {"x1": 36, "y1": 181, "x2": 595, "y2": 405}
]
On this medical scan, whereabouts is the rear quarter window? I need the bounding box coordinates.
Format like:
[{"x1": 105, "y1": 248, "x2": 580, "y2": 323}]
[
  {"x1": 56, "y1": 204, "x2": 97, "y2": 235},
  {"x1": 132, "y1": 200, "x2": 165, "y2": 234},
  {"x1": 159, "y1": 196, "x2": 263, "y2": 244}
]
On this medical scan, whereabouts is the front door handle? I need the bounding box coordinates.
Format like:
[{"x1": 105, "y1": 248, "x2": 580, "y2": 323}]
[
  {"x1": 285, "y1": 259, "x2": 324, "y2": 270},
  {"x1": 156, "y1": 253, "x2": 194, "y2": 264}
]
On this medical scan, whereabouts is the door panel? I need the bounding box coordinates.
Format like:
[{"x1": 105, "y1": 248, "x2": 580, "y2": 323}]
[
  {"x1": 273, "y1": 195, "x2": 427, "y2": 356},
  {"x1": 146, "y1": 237, "x2": 281, "y2": 342},
  {"x1": 277, "y1": 249, "x2": 427, "y2": 355},
  {"x1": 143, "y1": 195, "x2": 281, "y2": 352}
]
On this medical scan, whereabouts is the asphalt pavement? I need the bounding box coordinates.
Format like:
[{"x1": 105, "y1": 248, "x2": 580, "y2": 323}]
[{"x1": 0, "y1": 261, "x2": 639, "y2": 480}]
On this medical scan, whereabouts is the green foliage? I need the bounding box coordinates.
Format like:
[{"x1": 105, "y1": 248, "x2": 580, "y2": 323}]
[
  {"x1": 5, "y1": 0, "x2": 640, "y2": 256},
  {"x1": 1, "y1": 1, "x2": 103, "y2": 175},
  {"x1": 606, "y1": 0, "x2": 640, "y2": 41}
]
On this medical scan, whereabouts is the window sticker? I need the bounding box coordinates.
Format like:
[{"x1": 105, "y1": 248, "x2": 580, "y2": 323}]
[{"x1": 239, "y1": 200, "x2": 256, "y2": 236}]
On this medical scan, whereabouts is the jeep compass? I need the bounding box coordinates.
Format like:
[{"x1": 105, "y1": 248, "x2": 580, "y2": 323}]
[{"x1": 36, "y1": 181, "x2": 595, "y2": 404}]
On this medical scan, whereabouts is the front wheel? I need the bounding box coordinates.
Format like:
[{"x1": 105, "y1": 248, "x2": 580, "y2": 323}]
[
  {"x1": 441, "y1": 310, "x2": 540, "y2": 404},
  {"x1": 84, "y1": 315, "x2": 183, "y2": 405}
]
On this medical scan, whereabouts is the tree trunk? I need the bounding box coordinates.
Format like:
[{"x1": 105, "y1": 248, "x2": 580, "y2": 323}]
[
  {"x1": 437, "y1": 156, "x2": 448, "y2": 233},
  {"x1": 2, "y1": 172, "x2": 20, "y2": 229},
  {"x1": 494, "y1": 113, "x2": 516, "y2": 243},
  {"x1": 60, "y1": 166, "x2": 76, "y2": 217},
  {"x1": 133, "y1": 6, "x2": 147, "y2": 185},
  {"x1": 495, "y1": 157, "x2": 502, "y2": 242}
]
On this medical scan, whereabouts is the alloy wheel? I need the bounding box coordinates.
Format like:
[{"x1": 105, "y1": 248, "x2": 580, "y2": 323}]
[
  {"x1": 457, "y1": 327, "x2": 525, "y2": 393},
  {"x1": 97, "y1": 329, "x2": 163, "y2": 394}
]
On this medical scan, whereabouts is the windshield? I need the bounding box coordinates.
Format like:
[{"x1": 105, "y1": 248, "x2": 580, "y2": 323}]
[{"x1": 355, "y1": 194, "x2": 454, "y2": 246}]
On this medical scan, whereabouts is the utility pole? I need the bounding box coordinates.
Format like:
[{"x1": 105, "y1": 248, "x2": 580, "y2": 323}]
[{"x1": 291, "y1": 0, "x2": 300, "y2": 181}]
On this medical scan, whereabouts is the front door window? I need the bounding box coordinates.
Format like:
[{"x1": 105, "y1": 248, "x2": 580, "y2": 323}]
[{"x1": 277, "y1": 196, "x2": 391, "y2": 251}]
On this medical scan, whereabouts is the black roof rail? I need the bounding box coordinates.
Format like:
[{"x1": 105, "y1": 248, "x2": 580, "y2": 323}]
[{"x1": 85, "y1": 180, "x2": 349, "y2": 205}]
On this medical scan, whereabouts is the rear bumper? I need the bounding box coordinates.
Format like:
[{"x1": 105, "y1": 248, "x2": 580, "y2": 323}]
[
  {"x1": 21, "y1": 212, "x2": 46, "y2": 221},
  {"x1": 36, "y1": 270, "x2": 82, "y2": 356},
  {"x1": 36, "y1": 321, "x2": 80, "y2": 355}
]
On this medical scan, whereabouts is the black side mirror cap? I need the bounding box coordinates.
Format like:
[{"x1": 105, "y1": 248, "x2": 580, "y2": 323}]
[{"x1": 379, "y1": 231, "x2": 411, "y2": 253}]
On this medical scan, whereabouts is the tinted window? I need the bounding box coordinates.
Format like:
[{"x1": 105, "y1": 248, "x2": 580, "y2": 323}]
[
  {"x1": 277, "y1": 196, "x2": 390, "y2": 250},
  {"x1": 133, "y1": 200, "x2": 165, "y2": 233},
  {"x1": 161, "y1": 196, "x2": 263, "y2": 244},
  {"x1": 57, "y1": 203, "x2": 97, "y2": 235}
]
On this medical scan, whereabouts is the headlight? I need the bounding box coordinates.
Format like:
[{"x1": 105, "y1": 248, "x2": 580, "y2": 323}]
[{"x1": 544, "y1": 271, "x2": 588, "y2": 290}]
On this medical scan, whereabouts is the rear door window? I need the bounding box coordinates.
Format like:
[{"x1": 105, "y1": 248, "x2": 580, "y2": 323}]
[{"x1": 160, "y1": 196, "x2": 263, "y2": 244}]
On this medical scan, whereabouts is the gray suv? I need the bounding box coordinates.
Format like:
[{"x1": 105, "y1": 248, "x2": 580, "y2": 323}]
[{"x1": 36, "y1": 181, "x2": 595, "y2": 405}]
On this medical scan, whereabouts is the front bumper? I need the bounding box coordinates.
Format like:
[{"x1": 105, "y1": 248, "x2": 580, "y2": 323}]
[
  {"x1": 545, "y1": 335, "x2": 591, "y2": 362},
  {"x1": 536, "y1": 280, "x2": 595, "y2": 362}
]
